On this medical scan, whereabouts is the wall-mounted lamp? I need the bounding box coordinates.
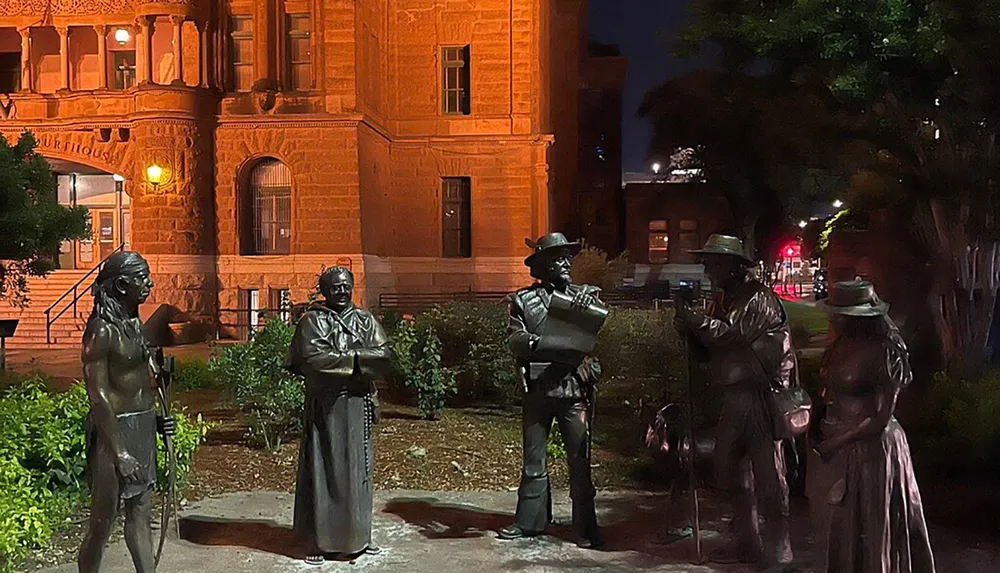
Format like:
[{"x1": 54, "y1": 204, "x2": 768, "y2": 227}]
[
  {"x1": 146, "y1": 164, "x2": 163, "y2": 188},
  {"x1": 114, "y1": 28, "x2": 130, "y2": 45}
]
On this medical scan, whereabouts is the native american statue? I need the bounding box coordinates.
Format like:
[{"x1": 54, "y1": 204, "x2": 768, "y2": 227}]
[{"x1": 79, "y1": 251, "x2": 175, "y2": 573}]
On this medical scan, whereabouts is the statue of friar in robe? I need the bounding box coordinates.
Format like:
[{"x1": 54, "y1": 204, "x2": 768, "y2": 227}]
[{"x1": 285, "y1": 266, "x2": 392, "y2": 565}]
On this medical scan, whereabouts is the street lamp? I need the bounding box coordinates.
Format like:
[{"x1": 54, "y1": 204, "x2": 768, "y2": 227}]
[
  {"x1": 146, "y1": 164, "x2": 163, "y2": 188},
  {"x1": 798, "y1": 220, "x2": 807, "y2": 228},
  {"x1": 832, "y1": 199, "x2": 843, "y2": 208},
  {"x1": 114, "y1": 28, "x2": 130, "y2": 45},
  {"x1": 651, "y1": 162, "x2": 661, "y2": 175}
]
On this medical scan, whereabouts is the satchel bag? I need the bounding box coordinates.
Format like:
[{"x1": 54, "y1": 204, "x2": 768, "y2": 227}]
[
  {"x1": 768, "y1": 385, "x2": 812, "y2": 439},
  {"x1": 748, "y1": 312, "x2": 812, "y2": 439}
]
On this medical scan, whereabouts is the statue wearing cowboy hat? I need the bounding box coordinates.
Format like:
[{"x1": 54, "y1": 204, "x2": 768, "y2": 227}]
[
  {"x1": 498, "y1": 232, "x2": 606, "y2": 549},
  {"x1": 673, "y1": 234, "x2": 798, "y2": 571}
]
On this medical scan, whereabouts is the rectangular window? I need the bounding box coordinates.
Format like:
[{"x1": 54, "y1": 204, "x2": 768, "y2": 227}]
[
  {"x1": 229, "y1": 15, "x2": 254, "y2": 92},
  {"x1": 677, "y1": 220, "x2": 700, "y2": 254},
  {"x1": 0, "y1": 52, "x2": 20, "y2": 93},
  {"x1": 240, "y1": 288, "x2": 260, "y2": 339},
  {"x1": 285, "y1": 13, "x2": 311, "y2": 91},
  {"x1": 648, "y1": 220, "x2": 669, "y2": 263},
  {"x1": 268, "y1": 288, "x2": 291, "y2": 323},
  {"x1": 441, "y1": 45, "x2": 470, "y2": 115},
  {"x1": 442, "y1": 177, "x2": 472, "y2": 258}
]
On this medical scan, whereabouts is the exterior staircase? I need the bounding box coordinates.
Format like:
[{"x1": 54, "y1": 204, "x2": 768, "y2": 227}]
[{"x1": 0, "y1": 270, "x2": 93, "y2": 348}]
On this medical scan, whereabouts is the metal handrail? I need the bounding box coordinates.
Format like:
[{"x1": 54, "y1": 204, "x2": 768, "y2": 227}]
[{"x1": 44, "y1": 243, "x2": 126, "y2": 344}]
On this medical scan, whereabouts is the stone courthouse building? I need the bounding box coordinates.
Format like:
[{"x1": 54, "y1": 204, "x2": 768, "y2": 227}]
[{"x1": 0, "y1": 0, "x2": 587, "y2": 344}]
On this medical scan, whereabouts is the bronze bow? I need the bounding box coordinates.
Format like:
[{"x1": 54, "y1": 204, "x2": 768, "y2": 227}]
[{"x1": 153, "y1": 349, "x2": 179, "y2": 567}]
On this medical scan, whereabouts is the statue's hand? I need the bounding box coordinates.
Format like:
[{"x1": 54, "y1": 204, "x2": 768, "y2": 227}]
[
  {"x1": 571, "y1": 291, "x2": 596, "y2": 310},
  {"x1": 116, "y1": 450, "x2": 141, "y2": 482},
  {"x1": 157, "y1": 415, "x2": 177, "y2": 437}
]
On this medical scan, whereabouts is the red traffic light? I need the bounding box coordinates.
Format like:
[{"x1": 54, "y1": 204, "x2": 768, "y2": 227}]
[{"x1": 779, "y1": 241, "x2": 801, "y2": 259}]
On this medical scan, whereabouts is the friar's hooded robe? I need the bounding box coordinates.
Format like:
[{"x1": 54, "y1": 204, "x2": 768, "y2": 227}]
[{"x1": 285, "y1": 302, "x2": 392, "y2": 554}]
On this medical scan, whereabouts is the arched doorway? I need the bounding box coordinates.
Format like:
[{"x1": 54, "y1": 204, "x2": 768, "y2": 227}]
[{"x1": 45, "y1": 157, "x2": 130, "y2": 269}]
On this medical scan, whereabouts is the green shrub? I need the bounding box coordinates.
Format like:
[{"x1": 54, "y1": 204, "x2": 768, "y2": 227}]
[
  {"x1": 571, "y1": 246, "x2": 630, "y2": 292},
  {"x1": 594, "y1": 308, "x2": 685, "y2": 389},
  {"x1": 0, "y1": 375, "x2": 209, "y2": 572},
  {"x1": 389, "y1": 319, "x2": 457, "y2": 420},
  {"x1": 210, "y1": 318, "x2": 304, "y2": 451},
  {"x1": 157, "y1": 409, "x2": 215, "y2": 491},
  {"x1": 172, "y1": 358, "x2": 216, "y2": 391},
  {"x1": 420, "y1": 301, "x2": 519, "y2": 406},
  {"x1": 547, "y1": 423, "x2": 566, "y2": 460},
  {"x1": 909, "y1": 369, "x2": 1000, "y2": 475}
]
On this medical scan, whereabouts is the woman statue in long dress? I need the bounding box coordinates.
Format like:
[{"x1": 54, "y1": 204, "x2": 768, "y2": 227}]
[{"x1": 808, "y1": 280, "x2": 935, "y2": 573}]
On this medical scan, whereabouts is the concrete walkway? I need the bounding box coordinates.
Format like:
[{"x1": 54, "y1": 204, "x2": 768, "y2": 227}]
[{"x1": 39, "y1": 490, "x2": 998, "y2": 573}]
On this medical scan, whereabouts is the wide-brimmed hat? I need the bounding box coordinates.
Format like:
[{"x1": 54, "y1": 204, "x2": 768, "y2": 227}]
[
  {"x1": 524, "y1": 232, "x2": 582, "y2": 267},
  {"x1": 688, "y1": 234, "x2": 754, "y2": 264},
  {"x1": 817, "y1": 280, "x2": 890, "y2": 317}
]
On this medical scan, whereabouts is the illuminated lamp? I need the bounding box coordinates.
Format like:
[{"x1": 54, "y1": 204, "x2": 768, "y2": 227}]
[
  {"x1": 114, "y1": 28, "x2": 130, "y2": 45},
  {"x1": 146, "y1": 164, "x2": 163, "y2": 188}
]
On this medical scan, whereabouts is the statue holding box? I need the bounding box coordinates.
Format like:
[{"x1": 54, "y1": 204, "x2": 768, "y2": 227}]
[{"x1": 498, "y1": 232, "x2": 608, "y2": 549}]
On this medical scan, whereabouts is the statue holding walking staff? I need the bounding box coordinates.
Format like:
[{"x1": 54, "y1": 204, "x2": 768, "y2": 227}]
[{"x1": 78, "y1": 251, "x2": 176, "y2": 573}]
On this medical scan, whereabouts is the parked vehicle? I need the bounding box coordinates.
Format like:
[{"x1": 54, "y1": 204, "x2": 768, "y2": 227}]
[{"x1": 813, "y1": 268, "x2": 828, "y2": 300}]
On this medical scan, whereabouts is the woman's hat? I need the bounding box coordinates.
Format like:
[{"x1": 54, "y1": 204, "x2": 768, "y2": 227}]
[
  {"x1": 688, "y1": 234, "x2": 754, "y2": 264},
  {"x1": 817, "y1": 279, "x2": 890, "y2": 317},
  {"x1": 523, "y1": 232, "x2": 582, "y2": 267}
]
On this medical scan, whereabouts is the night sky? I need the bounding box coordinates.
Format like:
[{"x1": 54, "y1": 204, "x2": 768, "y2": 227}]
[{"x1": 589, "y1": 0, "x2": 715, "y2": 173}]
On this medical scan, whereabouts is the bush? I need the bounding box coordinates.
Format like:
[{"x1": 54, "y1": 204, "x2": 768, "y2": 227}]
[
  {"x1": 389, "y1": 319, "x2": 457, "y2": 420},
  {"x1": 172, "y1": 358, "x2": 215, "y2": 391},
  {"x1": 420, "y1": 301, "x2": 519, "y2": 406},
  {"x1": 571, "y1": 246, "x2": 629, "y2": 292},
  {"x1": 907, "y1": 369, "x2": 1000, "y2": 475},
  {"x1": 0, "y1": 374, "x2": 210, "y2": 572},
  {"x1": 210, "y1": 318, "x2": 304, "y2": 451}
]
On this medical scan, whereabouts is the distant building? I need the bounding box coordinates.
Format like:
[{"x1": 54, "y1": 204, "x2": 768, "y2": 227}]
[
  {"x1": 621, "y1": 181, "x2": 733, "y2": 291},
  {"x1": 624, "y1": 182, "x2": 733, "y2": 265},
  {"x1": 571, "y1": 41, "x2": 628, "y2": 255}
]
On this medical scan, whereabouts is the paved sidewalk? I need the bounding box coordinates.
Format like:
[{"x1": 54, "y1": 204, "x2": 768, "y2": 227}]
[{"x1": 39, "y1": 490, "x2": 998, "y2": 573}]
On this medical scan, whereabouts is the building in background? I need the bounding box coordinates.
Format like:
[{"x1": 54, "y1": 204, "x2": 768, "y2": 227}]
[
  {"x1": 621, "y1": 181, "x2": 733, "y2": 292},
  {"x1": 572, "y1": 41, "x2": 627, "y2": 255},
  {"x1": 0, "y1": 0, "x2": 581, "y2": 346}
]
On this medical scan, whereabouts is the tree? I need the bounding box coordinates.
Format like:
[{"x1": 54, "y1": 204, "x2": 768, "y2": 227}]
[
  {"x1": 678, "y1": 0, "x2": 1000, "y2": 373},
  {"x1": 638, "y1": 68, "x2": 853, "y2": 261},
  {"x1": 0, "y1": 131, "x2": 89, "y2": 307}
]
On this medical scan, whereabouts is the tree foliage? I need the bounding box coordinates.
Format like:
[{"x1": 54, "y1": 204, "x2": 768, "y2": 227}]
[
  {"x1": 0, "y1": 131, "x2": 89, "y2": 307},
  {"x1": 678, "y1": 0, "x2": 1000, "y2": 372}
]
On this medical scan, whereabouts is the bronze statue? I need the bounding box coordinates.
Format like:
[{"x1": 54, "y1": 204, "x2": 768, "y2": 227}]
[
  {"x1": 79, "y1": 251, "x2": 175, "y2": 573},
  {"x1": 673, "y1": 234, "x2": 797, "y2": 570},
  {"x1": 808, "y1": 280, "x2": 935, "y2": 573},
  {"x1": 285, "y1": 266, "x2": 392, "y2": 565},
  {"x1": 498, "y1": 232, "x2": 607, "y2": 549}
]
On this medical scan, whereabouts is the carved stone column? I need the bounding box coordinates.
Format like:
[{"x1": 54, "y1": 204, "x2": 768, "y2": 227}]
[
  {"x1": 56, "y1": 26, "x2": 70, "y2": 91},
  {"x1": 130, "y1": 119, "x2": 217, "y2": 321},
  {"x1": 18, "y1": 28, "x2": 31, "y2": 92},
  {"x1": 197, "y1": 21, "x2": 210, "y2": 88},
  {"x1": 137, "y1": 16, "x2": 153, "y2": 84},
  {"x1": 95, "y1": 25, "x2": 107, "y2": 89},
  {"x1": 170, "y1": 16, "x2": 184, "y2": 85}
]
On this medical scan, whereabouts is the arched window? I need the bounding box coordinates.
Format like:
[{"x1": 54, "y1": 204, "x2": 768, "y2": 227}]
[{"x1": 241, "y1": 158, "x2": 292, "y2": 255}]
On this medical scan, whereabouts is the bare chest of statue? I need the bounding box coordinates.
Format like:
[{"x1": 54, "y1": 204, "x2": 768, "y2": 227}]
[{"x1": 105, "y1": 323, "x2": 154, "y2": 407}]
